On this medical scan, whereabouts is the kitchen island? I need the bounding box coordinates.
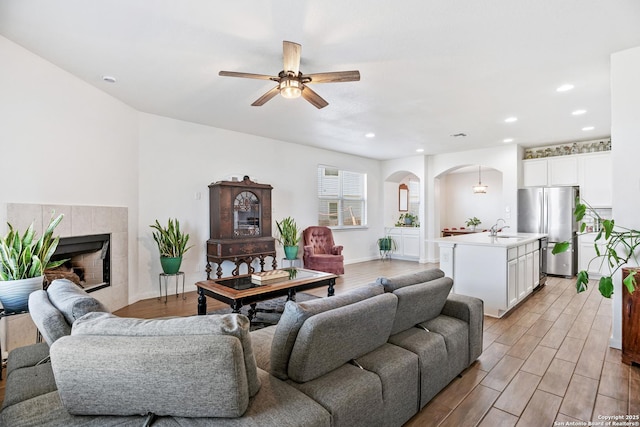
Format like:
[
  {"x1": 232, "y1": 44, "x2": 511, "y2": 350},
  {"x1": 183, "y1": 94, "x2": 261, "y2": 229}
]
[{"x1": 436, "y1": 232, "x2": 547, "y2": 317}]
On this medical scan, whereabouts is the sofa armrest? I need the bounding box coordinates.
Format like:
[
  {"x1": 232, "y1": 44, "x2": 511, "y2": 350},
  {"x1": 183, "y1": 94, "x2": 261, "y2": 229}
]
[
  {"x1": 332, "y1": 245, "x2": 343, "y2": 255},
  {"x1": 442, "y1": 294, "x2": 484, "y2": 364}
]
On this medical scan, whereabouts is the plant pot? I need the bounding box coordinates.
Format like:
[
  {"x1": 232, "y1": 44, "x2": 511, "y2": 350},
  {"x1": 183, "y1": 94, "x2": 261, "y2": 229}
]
[
  {"x1": 469, "y1": 225, "x2": 476, "y2": 231},
  {"x1": 378, "y1": 238, "x2": 393, "y2": 251},
  {"x1": 160, "y1": 256, "x2": 182, "y2": 275},
  {"x1": 284, "y1": 246, "x2": 299, "y2": 260},
  {"x1": 0, "y1": 275, "x2": 44, "y2": 313}
]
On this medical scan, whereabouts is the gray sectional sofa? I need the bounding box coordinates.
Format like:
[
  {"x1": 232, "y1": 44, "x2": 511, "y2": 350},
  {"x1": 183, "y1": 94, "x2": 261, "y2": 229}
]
[{"x1": 1, "y1": 269, "x2": 483, "y2": 427}]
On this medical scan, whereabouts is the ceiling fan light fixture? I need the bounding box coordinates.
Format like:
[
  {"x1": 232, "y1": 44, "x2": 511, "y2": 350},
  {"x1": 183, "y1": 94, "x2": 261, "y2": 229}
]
[{"x1": 279, "y1": 78, "x2": 302, "y2": 99}]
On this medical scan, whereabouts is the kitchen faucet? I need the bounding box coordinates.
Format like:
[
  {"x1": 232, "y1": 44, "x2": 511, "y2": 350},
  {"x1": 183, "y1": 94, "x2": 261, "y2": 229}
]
[{"x1": 489, "y1": 218, "x2": 510, "y2": 236}]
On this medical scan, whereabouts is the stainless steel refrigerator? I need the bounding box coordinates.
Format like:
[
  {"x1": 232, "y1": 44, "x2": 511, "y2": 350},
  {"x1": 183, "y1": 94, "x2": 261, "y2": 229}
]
[{"x1": 517, "y1": 186, "x2": 579, "y2": 278}]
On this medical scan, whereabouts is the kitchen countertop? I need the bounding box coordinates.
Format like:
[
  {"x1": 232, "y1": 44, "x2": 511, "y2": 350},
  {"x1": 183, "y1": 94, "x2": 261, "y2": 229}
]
[{"x1": 434, "y1": 232, "x2": 547, "y2": 248}]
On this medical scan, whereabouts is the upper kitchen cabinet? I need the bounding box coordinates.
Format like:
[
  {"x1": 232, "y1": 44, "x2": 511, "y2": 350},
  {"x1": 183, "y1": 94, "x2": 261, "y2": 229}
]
[
  {"x1": 548, "y1": 156, "x2": 579, "y2": 186},
  {"x1": 579, "y1": 152, "x2": 612, "y2": 207},
  {"x1": 522, "y1": 159, "x2": 548, "y2": 186},
  {"x1": 522, "y1": 151, "x2": 612, "y2": 207}
]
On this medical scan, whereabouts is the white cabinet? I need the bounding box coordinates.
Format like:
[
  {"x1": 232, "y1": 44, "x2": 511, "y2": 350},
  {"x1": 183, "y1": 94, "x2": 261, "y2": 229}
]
[
  {"x1": 446, "y1": 237, "x2": 543, "y2": 317},
  {"x1": 579, "y1": 153, "x2": 612, "y2": 207},
  {"x1": 522, "y1": 152, "x2": 612, "y2": 207},
  {"x1": 386, "y1": 227, "x2": 419, "y2": 260},
  {"x1": 523, "y1": 159, "x2": 548, "y2": 186},
  {"x1": 533, "y1": 249, "x2": 540, "y2": 288},
  {"x1": 507, "y1": 258, "x2": 518, "y2": 308},
  {"x1": 578, "y1": 234, "x2": 607, "y2": 277},
  {"x1": 549, "y1": 156, "x2": 579, "y2": 185}
]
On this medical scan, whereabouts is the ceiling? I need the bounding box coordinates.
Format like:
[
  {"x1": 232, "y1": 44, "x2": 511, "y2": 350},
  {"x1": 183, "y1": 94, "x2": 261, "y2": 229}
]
[{"x1": 1, "y1": 1, "x2": 639, "y2": 160}]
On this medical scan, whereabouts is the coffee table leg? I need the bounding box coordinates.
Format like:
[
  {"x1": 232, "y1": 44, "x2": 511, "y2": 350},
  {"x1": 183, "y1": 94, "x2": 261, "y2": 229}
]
[
  {"x1": 328, "y1": 278, "x2": 336, "y2": 297},
  {"x1": 287, "y1": 288, "x2": 296, "y2": 302},
  {"x1": 197, "y1": 287, "x2": 207, "y2": 315},
  {"x1": 231, "y1": 300, "x2": 242, "y2": 314},
  {"x1": 247, "y1": 303, "x2": 257, "y2": 321}
]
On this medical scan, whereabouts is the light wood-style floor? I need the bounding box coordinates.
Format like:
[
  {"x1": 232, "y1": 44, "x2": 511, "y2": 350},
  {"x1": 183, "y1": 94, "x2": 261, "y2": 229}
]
[{"x1": 1, "y1": 260, "x2": 638, "y2": 426}]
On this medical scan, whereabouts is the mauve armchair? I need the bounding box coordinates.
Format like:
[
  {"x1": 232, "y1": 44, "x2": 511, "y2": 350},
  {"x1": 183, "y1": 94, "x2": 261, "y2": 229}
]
[{"x1": 302, "y1": 226, "x2": 344, "y2": 275}]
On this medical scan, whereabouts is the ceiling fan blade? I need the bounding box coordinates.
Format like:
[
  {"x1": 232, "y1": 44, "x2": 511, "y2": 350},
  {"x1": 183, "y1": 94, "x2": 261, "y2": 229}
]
[
  {"x1": 301, "y1": 85, "x2": 329, "y2": 109},
  {"x1": 283, "y1": 41, "x2": 301, "y2": 75},
  {"x1": 305, "y1": 70, "x2": 361, "y2": 83},
  {"x1": 219, "y1": 71, "x2": 275, "y2": 80},
  {"x1": 251, "y1": 86, "x2": 280, "y2": 106}
]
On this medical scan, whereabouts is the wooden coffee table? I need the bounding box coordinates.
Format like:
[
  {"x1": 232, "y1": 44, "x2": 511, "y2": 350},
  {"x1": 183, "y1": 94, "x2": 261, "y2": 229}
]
[{"x1": 195, "y1": 268, "x2": 337, "y2": 318}]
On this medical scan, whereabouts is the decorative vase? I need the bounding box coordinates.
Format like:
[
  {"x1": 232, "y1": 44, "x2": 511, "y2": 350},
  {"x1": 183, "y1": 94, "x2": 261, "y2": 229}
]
[
  {"x1": 284, "y1": 246, "x2": 299, "y2": 260},
  {"x1": 160, "y1": 256, "x2": 182, "y2": 275},
  {"x1": 0, "y1": 275, "x2": 44, "y2": 313}
]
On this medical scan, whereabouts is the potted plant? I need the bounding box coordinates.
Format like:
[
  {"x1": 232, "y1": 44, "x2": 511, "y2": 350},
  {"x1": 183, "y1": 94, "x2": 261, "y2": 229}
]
[
  {"x1": 276, "y1": 217, "x2": 301, "y2": 260},
  {"x1": 377, "y1": 236, "x2": 397, "y2": 259},
  {"x1": 465, "y1": 217, "x2": 481, "y2": 231},
  {"x1": 552, "y1": 199, "x2": 638, "y2": 297},
  {"x1": 396, "y1": 213, "x2": 419, "y2": 227},
  {"x1": 0, "y1": 214, "x2": 65, "y2": 313},
  {"x1": 150, "y1": 218, "x2": 192, "y2": 274}
]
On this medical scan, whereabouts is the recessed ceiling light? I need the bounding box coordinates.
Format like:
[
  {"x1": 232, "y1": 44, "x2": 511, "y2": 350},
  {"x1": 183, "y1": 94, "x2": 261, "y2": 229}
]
[
  {"x1": 572, "y1": 109, "x2": 587, "y2": 116},
  {"x1": 503, "y1": 138, "x2": 514, "y2": 143},
  {"x1": 102, "y1": 75, "x2": 117, "y2": 83},
  {"x1": 504, "y1": 117, "x2": 518, "y2": 123},
  {"x1": 364, "y1": 132, "x2": 375, "y2": 138},
  {"x1": 556, "y1": 84, "x2": 574, "y2": 92},
  {"x1": 582, "y1": 126, "x2": 595, "y2": 131},
  {"x1": 416, "y1": 148, "x2": 424, "y2": 153}
]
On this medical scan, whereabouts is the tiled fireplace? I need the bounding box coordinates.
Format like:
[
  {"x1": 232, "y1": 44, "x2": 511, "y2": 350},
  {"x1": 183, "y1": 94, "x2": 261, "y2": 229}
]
[{"x1": 1, "y1": 203, "x2": 128, "y2": 357}]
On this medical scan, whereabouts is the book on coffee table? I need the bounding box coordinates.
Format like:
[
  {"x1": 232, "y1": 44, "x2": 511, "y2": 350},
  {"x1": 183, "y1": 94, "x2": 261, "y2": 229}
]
[{"x1": 251, "y1": 270, "x2": 290, "y2": 284}]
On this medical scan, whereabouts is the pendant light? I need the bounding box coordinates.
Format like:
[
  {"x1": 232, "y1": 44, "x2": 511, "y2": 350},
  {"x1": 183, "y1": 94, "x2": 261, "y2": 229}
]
[{"x1": 473, "y1": 166, "x2": 488, "y2": 194}]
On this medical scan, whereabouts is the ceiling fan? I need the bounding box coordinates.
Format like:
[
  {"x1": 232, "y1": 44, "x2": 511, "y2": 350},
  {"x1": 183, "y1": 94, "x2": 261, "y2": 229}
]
[{"x1": 219, "y1": 41, "x2": 360, "y2": 109}]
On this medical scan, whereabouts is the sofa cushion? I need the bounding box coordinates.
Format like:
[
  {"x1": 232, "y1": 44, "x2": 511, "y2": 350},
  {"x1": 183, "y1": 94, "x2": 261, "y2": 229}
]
[
  {"x1": 71, "y1": 312, "x2": 260, "y2": 398},
  {"x1": 5, "y1": 342, "x2": 50, "y2": 377},
  {"x1": 270, "y1": 283, "x2": 384, "y2": 380},
  {"x1": 46, "y1": 279, "x2": 108, "y2": 325},
  {"x1": 290, "y1": 363, "x2": 384, "y2": 427},
  {"x1": 287, "y1": 292, "x2": 398, "y2": 383},
  {"x1": 1, "y1": 362, "x2": 57, "y2": 410},
  {"x1": 376, "y1": 268, "x2": 445, "y2": 292},
  {"x1": 28, "y1": 290, "x2": 71, "y2": 345},
  {"x1": 388, "y1": 277, "x2": 453, "y2": 335},
  {"x1": 421, "y1": 315, "x2": 469, "y2": 381},
  {"x1": 51, "y1": 334, "x2": 251, "y2": 418}
]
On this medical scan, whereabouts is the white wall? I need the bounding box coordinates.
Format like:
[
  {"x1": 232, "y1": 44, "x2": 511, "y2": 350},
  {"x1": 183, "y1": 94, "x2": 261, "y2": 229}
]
[
  {"x1": 440, "y1": 169, "x2": 503, "y2": 230},
  {"x1": 0, "y1": 35, "x2": 386, "y2": 307},
  {"x1": 425, "y1": 144, "x2": 520, "y2": 261},
  {"x1": 136, "y1": 113, "x2": 384, "y2": 301},
  {"x1": 0, "y1": 36, "x2": 139, "y2": 310},
  {"x1": 609, "y1": 45, "x2": 640, "y2": 348}
]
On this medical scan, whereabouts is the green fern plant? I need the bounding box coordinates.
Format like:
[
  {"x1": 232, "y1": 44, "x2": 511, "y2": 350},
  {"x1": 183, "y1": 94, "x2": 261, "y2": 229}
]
[
  {"x1": 0, "y1": 214, "x2": 66, "y2": 281},
  {"x1": 150, "y1": 218, "x2": 192, "y2": 257}
]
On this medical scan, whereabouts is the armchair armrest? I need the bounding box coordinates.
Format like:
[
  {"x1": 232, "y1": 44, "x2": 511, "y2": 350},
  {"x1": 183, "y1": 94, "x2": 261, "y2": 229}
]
[
  {"x1": 332, "y1": 245, "x2": 344, "y2": 255},
  {"x1": 303, "y1": 245, "x2": 314, "y2": 257}
]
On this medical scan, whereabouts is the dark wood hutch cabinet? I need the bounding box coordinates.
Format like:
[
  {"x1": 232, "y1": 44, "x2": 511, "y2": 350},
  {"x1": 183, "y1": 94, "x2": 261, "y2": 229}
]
[{"x1": 206, "y1": 176, "x2": 277, "y2": 279}]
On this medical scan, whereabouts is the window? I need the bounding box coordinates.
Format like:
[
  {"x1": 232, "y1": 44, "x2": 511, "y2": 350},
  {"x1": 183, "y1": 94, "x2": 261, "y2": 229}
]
[{"x1": 317, "y1": 166, "x2": 367, "y2": 227}]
